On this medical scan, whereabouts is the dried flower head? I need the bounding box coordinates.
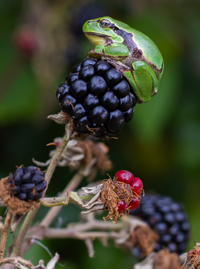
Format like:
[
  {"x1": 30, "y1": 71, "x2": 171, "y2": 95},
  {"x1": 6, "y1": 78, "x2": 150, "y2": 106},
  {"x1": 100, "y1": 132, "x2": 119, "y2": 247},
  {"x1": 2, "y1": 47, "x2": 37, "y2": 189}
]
[
  {"x1": 131, "y1": 226, "x2": 159, "y2": 257},
  {"x1": 153, "y1": 249, "x2": 182, "y2": 269},
  {"x1": 100, "y1": 178, "x2": 139, "y2": 223},
  {"x1": 186, "y1": 244, "x2": 200, "y2": 268},
  {"x1": 33, "y1": 137, "x2": 112, "y2": 174}
]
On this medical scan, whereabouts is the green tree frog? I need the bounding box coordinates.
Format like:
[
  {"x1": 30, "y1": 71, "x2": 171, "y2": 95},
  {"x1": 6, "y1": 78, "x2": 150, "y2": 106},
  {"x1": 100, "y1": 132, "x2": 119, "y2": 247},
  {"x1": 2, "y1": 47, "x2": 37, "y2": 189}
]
[{"x1": 83, "y1": 17, "x2": 164, "y2": 103}]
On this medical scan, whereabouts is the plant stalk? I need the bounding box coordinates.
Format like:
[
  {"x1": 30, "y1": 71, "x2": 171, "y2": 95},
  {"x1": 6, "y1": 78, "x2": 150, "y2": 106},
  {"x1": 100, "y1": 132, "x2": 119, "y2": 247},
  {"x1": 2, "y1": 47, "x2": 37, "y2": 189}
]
[
  {"x1": 0, "y1": 211, "x2": 12, "y2": 260},
  {"x1": 11, "y1": 127, "x2": 72, "y2": 257}
]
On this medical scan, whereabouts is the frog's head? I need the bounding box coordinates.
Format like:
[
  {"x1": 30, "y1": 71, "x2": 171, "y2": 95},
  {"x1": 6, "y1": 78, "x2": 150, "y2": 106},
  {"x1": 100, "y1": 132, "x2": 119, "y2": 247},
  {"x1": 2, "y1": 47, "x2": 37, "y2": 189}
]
[{"x1": 83, "y1": 17, "x2": 124, "y2": 46}]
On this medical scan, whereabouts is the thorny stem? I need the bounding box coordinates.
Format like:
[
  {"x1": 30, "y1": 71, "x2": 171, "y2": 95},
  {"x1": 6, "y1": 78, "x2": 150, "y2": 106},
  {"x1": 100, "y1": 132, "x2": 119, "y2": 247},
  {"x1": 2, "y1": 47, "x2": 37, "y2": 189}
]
[
  {"x1": 11, "y1": 125, "x2": 72, "y2": 257},
  {"x1": 0, "y1": 211, "x2": 12, "y2": 260},
  {"x1": 40, "y1": 168, "x2": 86, "y2": 228}
]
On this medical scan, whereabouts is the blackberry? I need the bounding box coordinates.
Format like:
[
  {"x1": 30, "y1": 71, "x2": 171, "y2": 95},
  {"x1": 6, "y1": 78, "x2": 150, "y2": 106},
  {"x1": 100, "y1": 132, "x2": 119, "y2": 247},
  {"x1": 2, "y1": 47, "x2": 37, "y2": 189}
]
[
  {"x1": 8, "y1": 166, "x2": 47, "y2": 201},
  {"x1": 56, "y1": 58, "x2": 137, "y2": 138},
  {"x1": 130, "y1": 194, "x2": 190, "y2": 255}
]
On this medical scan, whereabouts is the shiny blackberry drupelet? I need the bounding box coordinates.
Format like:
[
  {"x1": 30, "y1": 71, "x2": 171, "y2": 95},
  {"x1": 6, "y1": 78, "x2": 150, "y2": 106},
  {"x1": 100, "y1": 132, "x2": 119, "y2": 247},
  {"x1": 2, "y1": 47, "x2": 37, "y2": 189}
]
[
  {"x1": 8, "y1": 166, "x2": 47, "y2": 201},
  {"x1": 130, "y1": 194, "x2": 190, "y2": 255},
  {"x1": 56, "y1": 58, "x2": 137, "y2": 138}
]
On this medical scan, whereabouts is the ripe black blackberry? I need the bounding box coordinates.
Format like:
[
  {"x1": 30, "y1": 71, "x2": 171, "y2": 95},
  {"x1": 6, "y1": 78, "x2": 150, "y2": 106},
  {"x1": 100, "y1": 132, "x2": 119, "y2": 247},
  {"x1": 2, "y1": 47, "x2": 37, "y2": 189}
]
[
  {"x1": 56, "y1": 58, "x2": 137, "y2": 138},
  {"x1": 8, "y1": 166, "x2": 47, "y2": 201},
  {"x1": 130, "y1": 194, "x2": 190, "y2": 255}
]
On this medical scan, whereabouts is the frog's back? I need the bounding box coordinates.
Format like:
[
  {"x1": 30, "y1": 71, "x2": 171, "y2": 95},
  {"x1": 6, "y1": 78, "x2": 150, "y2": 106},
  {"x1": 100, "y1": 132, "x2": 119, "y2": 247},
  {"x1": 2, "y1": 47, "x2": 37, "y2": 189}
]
[{"x1": 108, "y1": 17, "x2": 163, "y2": 71}]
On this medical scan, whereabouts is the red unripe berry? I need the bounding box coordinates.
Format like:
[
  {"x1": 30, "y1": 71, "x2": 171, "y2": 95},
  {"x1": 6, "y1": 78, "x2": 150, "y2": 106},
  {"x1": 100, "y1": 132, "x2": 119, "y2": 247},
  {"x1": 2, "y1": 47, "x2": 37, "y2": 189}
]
[
  {"x1": 129, "y1": 197, "x2": 141, "y2": 210},
  {"x1": 115, "y1": 170, "x2": 134, "y2": 185},
  {"x1": 130, "y1": 177, "x2": 143, "y2": 195},
  {"x1": 117, "y1": 200, "x2": 127, "y2": 212}
]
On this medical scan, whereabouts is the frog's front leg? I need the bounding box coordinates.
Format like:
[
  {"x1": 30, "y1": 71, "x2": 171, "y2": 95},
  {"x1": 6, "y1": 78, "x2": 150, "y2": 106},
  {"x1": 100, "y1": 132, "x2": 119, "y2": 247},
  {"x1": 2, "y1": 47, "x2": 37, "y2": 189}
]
[
  {"x1": 124, "y1": 61, "x2": 159, "y2": 103},
  {"x1": 88, "y1": 43, "x2": 129, "y2": 61}
]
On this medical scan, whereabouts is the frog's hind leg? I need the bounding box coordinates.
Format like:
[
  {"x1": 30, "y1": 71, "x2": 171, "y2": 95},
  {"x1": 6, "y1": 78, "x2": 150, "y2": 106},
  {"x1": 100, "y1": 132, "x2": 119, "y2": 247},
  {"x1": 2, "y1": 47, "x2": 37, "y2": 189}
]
[{"x1": 124, "y1": 61, "x2": 159, "y2": 103}]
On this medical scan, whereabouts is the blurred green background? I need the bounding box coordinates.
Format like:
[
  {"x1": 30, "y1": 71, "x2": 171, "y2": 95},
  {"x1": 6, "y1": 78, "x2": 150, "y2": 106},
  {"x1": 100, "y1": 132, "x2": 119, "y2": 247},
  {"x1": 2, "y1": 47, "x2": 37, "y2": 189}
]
[{"x1": 1, "y1": 0, "x2": 200, "y2": 268}]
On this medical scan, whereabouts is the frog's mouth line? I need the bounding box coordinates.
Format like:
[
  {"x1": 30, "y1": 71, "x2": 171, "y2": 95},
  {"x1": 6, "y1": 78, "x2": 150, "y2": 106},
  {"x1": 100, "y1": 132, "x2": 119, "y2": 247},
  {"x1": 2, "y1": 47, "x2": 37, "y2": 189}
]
[
  {"x1": 84, "y1": 32, "x2": 112, "y2": 46},
  {"x1": 84, "y1": 32, "x2": 111, "y2": 38}
]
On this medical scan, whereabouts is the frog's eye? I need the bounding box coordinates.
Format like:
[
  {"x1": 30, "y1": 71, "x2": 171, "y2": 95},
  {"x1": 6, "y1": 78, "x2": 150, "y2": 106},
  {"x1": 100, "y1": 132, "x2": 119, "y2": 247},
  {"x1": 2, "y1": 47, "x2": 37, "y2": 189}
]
[{"x1": 99, "y1": 19, "x2": 111, "y2": 28}]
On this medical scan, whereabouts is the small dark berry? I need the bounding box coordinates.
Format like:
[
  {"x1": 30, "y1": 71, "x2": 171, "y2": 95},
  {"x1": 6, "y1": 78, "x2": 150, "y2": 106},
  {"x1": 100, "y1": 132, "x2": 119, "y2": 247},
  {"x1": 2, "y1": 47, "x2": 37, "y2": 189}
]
[
  {"x1": 35, "y1": 170, "x2": 45, "y2": 177},
  {"x1": 106, "y1": 110, "x2": 124, "y2": 134},
  {"x1": 181, "y1": 222, "x2": 190, "y2": 232},
  {"x1": 158, "y1": 205, "x2": 170, "y2": 213},
  {"x1": 79, "y1": 65, "x2": 95, "y2": 81},
  {"x1": 171, "y1": 203, "x2": 182, "y2": 212},
  {"x1": 92, "y1": 123, "x2": 106, "y2": 137},
  {"x1": 72, "y1": 64, "x2": 81, "y2": 73},
  {"x1": 169, "y1": 223, "x2": 179, "y2": 236},
  {"x1": 17, "y1": 193, "x2": 27, "y2": 200},
  {"x1": 12, "y1": 186, "x2": 21, "y2": 194},
  {"x1": 175, "y1": 232, "x2": 185, "y2": 243},
  {"x1": 14, "y1": 171, "x2": 23, "y2": 186},
  {"x1": 74, "y1": 116, "x2": 92, "y2": 132},
  {"x1": 111, "y1": 80, "x2": 130, "y2": 97},
  {"x1": 129, "y1": 92, "x2": 137, "y2": 107},
  {"x1": 81, "y1": 58, "x2": 97, "y2": 67},
  {"x1": 70, "y1": 103, "x2": 86, "y2": 119},
  {"x1": 105, "y1": 68, "x2": 122, "y2": 86},
  {"x1": 13, "y1": 167, "x2": 23, "y2": 181},
  {"x1": 163, "y1": 213, "x2": 175, "y2": 225},
  {"x1": 101, "y1": 91, "x2": 119, "y2": 111},
  {"x1": 67, "y1": 73, "x2": 79, "y2": 85},
  {"x1": 21, "y1": 183, "x2": 34, "y2": 193},
  {"x1": 95, "y1": 61, "x2": 112, "y2": 75},
  {"x1": 60, "y1": 94, "x2": 77, "y2": 113},
  {"x1": 148, "y1": 213, "x2": 162, "y2": 226},
  {"x1": 119, "y1": 94, "x2": 133, "y2": 111},
  {"x1": 160, "y1": 234, "x2": 172, "y2": 244},
  {"x1": 167, "y1": 242, "x2": 177, "y2": 252},
  {"x1": 21, "y1": 172, "x2": 32, "y2": 183},
  {"x1": 154, "y1": 222, "x2": 167, "y2": 234},
  {"x1": 83, "y1": 94, "x2": 99, "y2": 110},
  {"x1": 24, "y1": 166, "x2": 37, "y2": 174},
  {"x1": 27, "y1": 193, "x2": 37, "y2": 201},
  {"x1": 88, "y1": 76, "x2": 107, "y2": 95},
  {"x1": 70, "y1": 80, "x2": 87, "y2": 98},
  {"x1": 32, "y1": 174, "x2": 44, "y2": 184},
  {"x1": 35, "y1": 181, "x2": 47, "y2": 192},
  {"x1": 56, "y1": 83, "x2": 70, "y2": 102},
  {"x1": 124, "y1": 108, "x2": 134, "y2": 122},
  {"x1": 175, "y1": 212, "x2": 186, "y2": 223},
  {"x1": 89, "y1": 106, "x2": 109, "y2": 124}
]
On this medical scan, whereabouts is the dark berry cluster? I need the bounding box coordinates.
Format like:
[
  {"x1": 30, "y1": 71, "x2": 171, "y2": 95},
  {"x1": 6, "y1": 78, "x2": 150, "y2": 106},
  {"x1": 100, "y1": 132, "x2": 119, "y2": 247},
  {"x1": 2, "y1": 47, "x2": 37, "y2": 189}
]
[
  {"x1": 56, "y1": 58, "x2": 137, "y2": 138},
  {"x1": 130, "y1": 194, "x2": 190, "y2": 255},
  {"x1": 8, "y1": 166, "x2": 47, "y2": 201}
]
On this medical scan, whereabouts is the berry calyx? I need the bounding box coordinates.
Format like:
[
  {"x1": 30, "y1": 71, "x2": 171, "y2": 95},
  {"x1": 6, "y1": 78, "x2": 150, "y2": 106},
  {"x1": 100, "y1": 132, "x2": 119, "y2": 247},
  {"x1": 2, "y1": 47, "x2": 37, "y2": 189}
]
[
  {"x1": 115, "y1": 170, "x2": 134, "y2": 185},
  {"x1": 130, "y1": 177, "x2": 143, "y2": 195}
]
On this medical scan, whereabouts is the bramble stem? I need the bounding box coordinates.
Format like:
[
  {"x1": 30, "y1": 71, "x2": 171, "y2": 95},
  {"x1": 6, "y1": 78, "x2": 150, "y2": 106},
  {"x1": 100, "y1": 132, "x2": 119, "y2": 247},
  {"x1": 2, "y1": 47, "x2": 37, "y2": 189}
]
[
  {"x1": 40, "y1": 168, "x2": 85, "y2": 228},
  {"x1": 11, "y1": 125, "x2": 72, "y2": 257},
  {"x1": 0, "y1": 211, "x2": 12, "y2": 260}
]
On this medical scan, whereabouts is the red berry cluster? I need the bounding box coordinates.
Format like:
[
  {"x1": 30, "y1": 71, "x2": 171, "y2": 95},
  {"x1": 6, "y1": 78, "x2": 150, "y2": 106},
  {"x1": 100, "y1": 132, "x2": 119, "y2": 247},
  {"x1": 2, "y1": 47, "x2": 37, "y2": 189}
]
[{"x1": 114, "y1": 170, "x2": 143, "y2": 212}]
